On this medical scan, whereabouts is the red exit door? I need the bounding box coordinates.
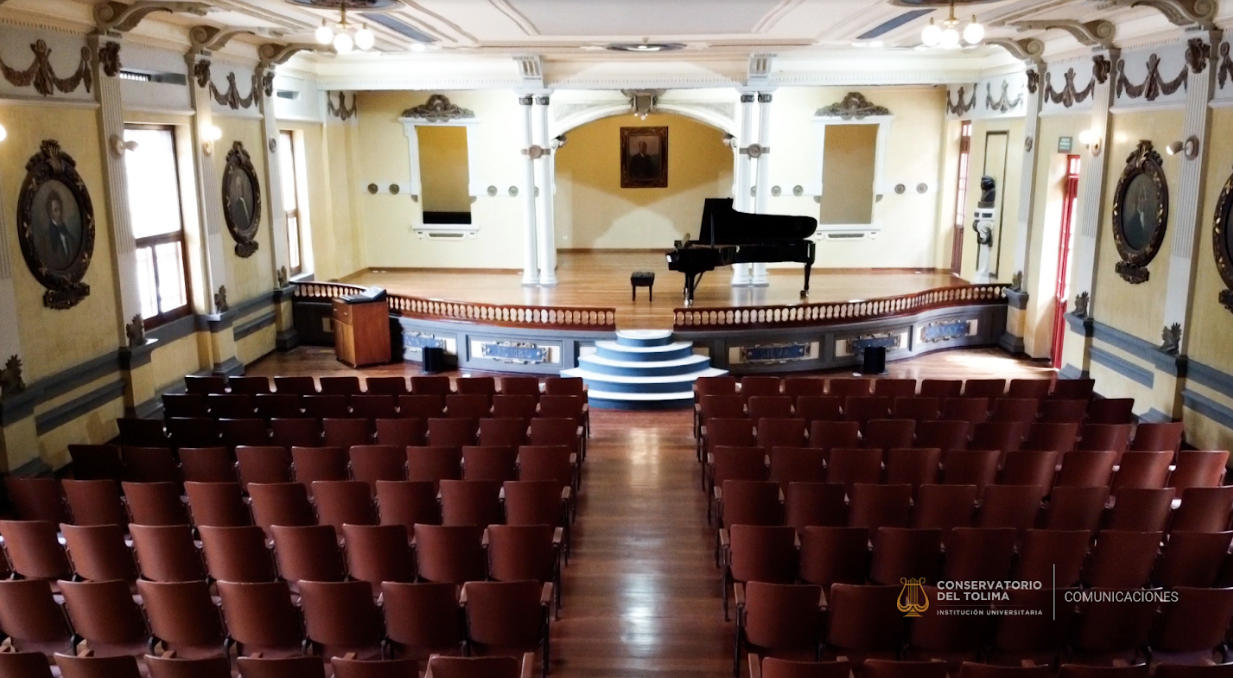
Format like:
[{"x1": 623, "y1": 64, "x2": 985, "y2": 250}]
[{"x1": 1051, "y1": 155, "x2": 1082, "y2": 369}]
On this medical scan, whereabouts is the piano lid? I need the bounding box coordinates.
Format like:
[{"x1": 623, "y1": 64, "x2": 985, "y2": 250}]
[{"x1": 697, "y1": 198, "x2": 817, "y2": 247}]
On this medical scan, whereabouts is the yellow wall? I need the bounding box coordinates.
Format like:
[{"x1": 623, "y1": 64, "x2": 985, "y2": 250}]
[
  {"x1": 819, "y1": 124, "x2": 877, "y2": 225},
  {"x1": 554, "y1": 113, "x2": 732, "y2": 249},
  {"x1": 317, "y1": 120, "x2": 364, "y2": 281},
  {"x1": 214, "y1": 116, "x2": 273, "y2": 305},
  {"x1": 1186, "y1": 106, "x2": 1233, "y2": 375},
  {"x1": 0, "y1": 105, "x2": 121, "y2": 383},
  {"x1": 1092, "y1": 109, "x2": 1184, "y2": 342},
  {"x1": 418, "y1": 126, "x2": 471, "y2": 214}
]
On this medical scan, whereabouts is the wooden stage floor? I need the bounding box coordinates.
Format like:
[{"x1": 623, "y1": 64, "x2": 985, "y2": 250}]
[
  {"x1": 346, "y1": 251, "x2": 965, "y2": 329},
  {"x1": 248, "y1": 348, "x2": 1051, "y2": 678}
]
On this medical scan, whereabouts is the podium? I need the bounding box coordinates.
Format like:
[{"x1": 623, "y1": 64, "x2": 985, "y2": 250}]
[{"x1": 332, "y1": 291, "x2": 390, "y2": 368}]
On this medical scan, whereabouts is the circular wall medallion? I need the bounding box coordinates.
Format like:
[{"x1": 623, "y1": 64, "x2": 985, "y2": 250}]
[
  {"x1": 1111, "y1": 141, "x2": 1169, "y2": 283},
  {"x1": 917, "y1": 183, "x2": 928, "y2": 194},
  {"x1": 222, "y1": 141, "x2": 261, "y2": 259},
  {"x1": 389, "y1": 184, "x2": 400, "y2": 195},
  {"x1": 509, "y1": 186, "x2": 518, "y2": 197},
  {"x1": 17, "y1": 139, "x2": 96, "y2": 309},
  {"x1": 268, "y1": 138, "x2": 277, "y2": 152},
  {"x1": 895, "y1": 184, "x2": 906, "y2": 195},
  {"x1": 487, "y1": 185, "x2": 498, "y2": 197},
  {"x1": 367, "y1": 183, "x2": 378, "y2": 194},
  {"x1": 1212, "y1": 164, "x2": 1233, "y2": 311},
  {"x1": 771, "y1": 186, "x2": 781, "y2": 197},
  {"x1": 793, "y1": 185, "x2": 804, "y2": 196}
]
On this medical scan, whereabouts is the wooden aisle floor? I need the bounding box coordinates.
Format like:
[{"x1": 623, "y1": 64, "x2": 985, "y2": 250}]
[
  {"x1": 248, "y1": 348, "x2": 1051, "y2": 677},
  {"x1": 344, "y1": 251, "x2": 965, "y2": 329}
]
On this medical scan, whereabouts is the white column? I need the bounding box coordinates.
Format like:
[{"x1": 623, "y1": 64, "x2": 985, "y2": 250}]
[
  {"x1": 732, "y1": 93, "x2": 756, "y2": 286},
  {"x1": 1069, "y1": 53, "x2": 1117, "y2": 320},
  {"x1": 186, "y1": 54, "x2": 230, "y2": 313},
  {"x1": 91, "y1": 35, "x2": 142, "y2": 343},
  {"x1": 1163, "y1": 31, "x2": 1220, "y2": 354},
  {"x1": 751, "y1": 91, "x2": 774, "y2": 287},
  {"x1": 533, "y1": 94, "x2": 557, "y2": 286},
  {"x1": 518, "y1": 95, "x2": 539, "y2": 286},
  {"x1": 1010, "y1": 66, "x2": 1046, "y2": 290},
  {"x1": 259, "y1": 67, "x2": 290, "y2": 287}
]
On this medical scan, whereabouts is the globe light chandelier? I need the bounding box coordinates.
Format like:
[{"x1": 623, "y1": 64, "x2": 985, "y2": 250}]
[
  {"x1": 315, "y1": 3, "x2": 374, "y2": 55},
  {"x1": 921, "y1": 0, "x2": 984, "y2": 49}
]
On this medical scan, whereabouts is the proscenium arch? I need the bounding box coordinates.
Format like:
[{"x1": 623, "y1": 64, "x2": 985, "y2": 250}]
[{"x1": 551, "y1": 101, "x2": 737, "y2": 138}]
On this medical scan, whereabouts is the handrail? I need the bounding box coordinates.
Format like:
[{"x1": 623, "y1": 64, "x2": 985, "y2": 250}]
[
  {"x1": 294, "y1": 281, "x2": 617, "y2": 331},
  {"x1": 672, "y1": 283, "x2": 1010, "y2": 331}
]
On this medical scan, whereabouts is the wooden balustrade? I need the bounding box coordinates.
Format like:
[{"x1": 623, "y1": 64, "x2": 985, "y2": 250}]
[
  {"x1": 672, "y1": 284, "x2": 1010, "y2": 331},
  {"x1": 294, "y1": 282, "x2": 617, "y2": 331}
]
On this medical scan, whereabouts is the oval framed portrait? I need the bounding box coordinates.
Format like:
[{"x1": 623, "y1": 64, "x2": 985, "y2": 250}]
[
  {"x1": 1111, "y1": 140, "x2": 1168, "y2": 284},
  {"x1": 16, "y1": 140, "x2": 95, "y2": 309},
  {"x1": 1212, "y1": 165, "x2": 1233, "y2": 313},
  {"x1": 222, "y1": 141, "x2": 261, "y2": 258}
]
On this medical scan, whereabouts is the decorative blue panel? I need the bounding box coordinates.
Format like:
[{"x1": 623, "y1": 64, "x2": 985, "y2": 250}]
[
  {"x1": 847, "y1": 334, "x2": 902, "y2": 353},
  {"x1": 405, "y1": 332, "x2": 446, "y2": 349},
  {"x1": 740, "y1": 343, "x2": 812, "y2": 364},
  {"x1": 921, "y1": 320, "x2": 970, "y2": 343},
  {"x1": 480, "y1": 341, "x2": 549, "y2": 364}
]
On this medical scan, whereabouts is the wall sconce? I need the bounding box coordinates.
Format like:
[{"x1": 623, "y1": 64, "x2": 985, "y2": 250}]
[
  {"x1": 109, "y1": 134, "x2": 138, "y2": 156},
  {"x1": 201, "y1": 125, "x2": 223, "y2": 155},
  {"x1": 723, "y1": 133, "x2": 737, "y2": 149},
  {"x1": 1078, "y1": 129, "x2": 1102, "y2": 156},
  {"x1": 1167, "y1": 135, "x2": 1200, "y2": 160},
  {"x1": 0, "y1": 123, "x2": 7, "y2": 143}
]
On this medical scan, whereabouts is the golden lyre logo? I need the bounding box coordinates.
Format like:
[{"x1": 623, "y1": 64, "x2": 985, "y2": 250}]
[{"x1": 897, "y1": 578, "x2": 929, "y2": 617}]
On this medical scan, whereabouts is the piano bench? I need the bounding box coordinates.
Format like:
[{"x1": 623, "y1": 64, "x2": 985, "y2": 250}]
[{"x1": 630, "y1": 272, "x2": 656, "y2": 301}]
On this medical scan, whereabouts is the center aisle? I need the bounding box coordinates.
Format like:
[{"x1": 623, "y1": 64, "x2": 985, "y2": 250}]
[{"x1": 552, "y1": 408, "x2": 732, "y2": 677}]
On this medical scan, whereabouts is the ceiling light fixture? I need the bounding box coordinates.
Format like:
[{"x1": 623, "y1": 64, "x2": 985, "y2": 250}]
[
  {"x1": 922, "y1": 0, "x2": 983, "y2": 49},
  {"x1": 314, "y1": 3, "x2": 374, "y2": 55}
]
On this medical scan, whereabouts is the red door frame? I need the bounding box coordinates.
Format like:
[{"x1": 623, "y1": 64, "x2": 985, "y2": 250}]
[{"x1": 1051, "y1": 155, "x2": 1082, "y2": 369}]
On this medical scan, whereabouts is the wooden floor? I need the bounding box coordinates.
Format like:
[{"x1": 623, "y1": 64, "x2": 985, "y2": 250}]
[
  {"x1": 248, "y1": 348, "x2": 1051, "y2": 678},
  {"x1": 346, "y1": 251, "x2": 965, "y2": 329}
]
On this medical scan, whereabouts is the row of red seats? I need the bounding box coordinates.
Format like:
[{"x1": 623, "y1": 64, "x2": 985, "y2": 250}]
[
  {"x1": 712, "y1": 480, "x2": 1233, "y2": 541},
  {"x1": 162, "y1": 392, "x2": 587, "y2": 423},
  {"x1": 748, "y1": 657, "x2": 1229, "y2": 678},
  {"x1": 186, "y1": 373, "x2": 580, "y2": 399},
  {"x1": 733, "y1": 581, "x2": 1231, "y2": 677},
  {"x1": 0, "y1": 577, "x2": 551, "y2": 677},
  {"x1": 705, "y1": 447, "x2": 1228, "y2": 499},
  {"x1": 0, "y1": 651, "x2": 533, "y2": 678},
  {"x1": 109, "y1": 416, "x2": 585, "y2": 461}
]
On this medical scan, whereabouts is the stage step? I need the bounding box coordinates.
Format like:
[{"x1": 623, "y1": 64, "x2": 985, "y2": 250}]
[{"x1": 564, "y1": 331, "x2": 726, "y2": 410}]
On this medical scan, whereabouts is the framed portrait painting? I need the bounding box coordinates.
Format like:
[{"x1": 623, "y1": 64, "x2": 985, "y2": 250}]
[
  {"x1": 621, "y1": 126, "x2": 668, "y2": 189},
  {"x1": 222, "y1": 141, "x2": 262, "y2": 258},
  {"x1": 1213, "y1": 164, "x2": 1233, "y2": 314},
  {"x1": 17, "y1": 140, "x2": 95, "y2": 309},
  {"x1": 1111, "y1": 140, "x2": 1168, "y2": 284}
]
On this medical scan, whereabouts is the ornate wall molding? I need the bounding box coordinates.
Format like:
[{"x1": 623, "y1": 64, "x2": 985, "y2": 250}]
[
  {"x1": 0, "y1": 40, "x2": 92, "y2": 97},
  {"x1": 94, "y1": 1, "x2": 209, "y2": 33},
  {"x1": 1045, "y1": 67, "x2": 1096, "y2": 108},
  {"x1": 97, "y1": 42, "x2": 121, "y2": 77},
  {"x1": 947, "y1": 85, "x2": 977, "y2": 116},
  {"x1": 987, "y1": 38, "x2": 1046, "y2": 67},
  {"x1": 1219, "y1": 42, "x2": 1232, "y2": 89},
  {"x1": 1010, "y1": 19, "x2": 1116, "y2": 50},
  {"x1": 193, "y1": 60, "x2": 259, "y2": 111},
  {"x1": 1117, "y1": 53, "x2": 1188, "y2": 101},
  {"x1": 1026, "y1": 70, "x2": 1040, "y2": 94},
  {"x1": 1094, "y1": 0, "x2": 1217, "y2": 30},
  {"x1": 986, "y1": 81, "x2": 1023, "y2": 113},
  {"x1": 815, "y1": 92, "x2": 891, "y2": 120},
  {"x1": 401, "y1": 94, "x2": 474, "y2": 122},
  {"x1": 327, "y1": 91, "x2": 357, "y2": 121},
  {"x1": 1186, "y1": 37, "x2": 1212, "y2": 73}
]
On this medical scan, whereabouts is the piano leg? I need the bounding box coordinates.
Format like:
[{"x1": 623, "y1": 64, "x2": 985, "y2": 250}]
[
  {"x1": 800, "y1": 262, "x2": 813, "y2": 299},
  {"x1": 683, "y1": 271, "x2": 703, "y2": 306}
]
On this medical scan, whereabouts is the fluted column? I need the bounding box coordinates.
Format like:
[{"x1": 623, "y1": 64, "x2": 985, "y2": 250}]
[
  {"x1": 1162, "y1": 31, "x2": 1220, "y2": 355},
  {"x1": 732, "y1": 93, "x2": 756, "y2": 286},
  {"x1": 0, "y1": 150, "x2": 37, "y2": 471},
  {"x1": 533, "y1": 94, "x2": 557, "y2": 286},
  {"x1": 518, "y1": 95, "x2": 539, "y2": 286},
  {"x1": 1000, "y1": 64, "x2": 1046, "y2": 354},
  {"x1": 90, "y1": 35, "x2": 142, "y2": 343},
  {"x1": 751, "y1": 92, "x2": 774, "y2": 287}
]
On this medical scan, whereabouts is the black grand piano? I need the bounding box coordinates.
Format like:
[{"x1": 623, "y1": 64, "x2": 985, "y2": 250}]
[{"x1": 667, "y1": 198, "x2": 818, "y2": 304}]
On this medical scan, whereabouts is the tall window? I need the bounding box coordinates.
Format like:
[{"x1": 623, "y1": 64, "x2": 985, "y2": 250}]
[
  {"x1": 279, "y1": 130, "x2": 306, "y2": 275},
  {"x1": 950, "y1": 121, "x2": 973, "y2": 275},
  {"x1": 124, "y1": 126, "x2": 189, "y2": 327}
]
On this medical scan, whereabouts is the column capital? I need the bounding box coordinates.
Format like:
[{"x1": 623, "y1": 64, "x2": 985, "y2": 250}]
[
  {"x1": 739, "y1": 93, "x2": 756, "y2": 104},
  {"x1": 534, "y1": 95, "x2": 550, "y2": 106},
  {"x1": 519, "y1": 94, "x2": 534, "y2": 106},
  {"x1": 757, "y1": 93, "x2": 773, "y2": 103}
]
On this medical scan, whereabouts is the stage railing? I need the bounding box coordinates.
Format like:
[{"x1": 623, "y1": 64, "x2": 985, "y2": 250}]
[
  {"x1": 295, "y1": 281, "x2": 618, "y2": 331},
  {"x1": 672, "y1": 284, "x2": 1010, "y2": 331}
]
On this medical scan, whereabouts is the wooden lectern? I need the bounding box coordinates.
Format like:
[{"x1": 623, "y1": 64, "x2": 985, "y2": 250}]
[{"x1": 332, "y1": 295, "x2": 391, "y2": 368}]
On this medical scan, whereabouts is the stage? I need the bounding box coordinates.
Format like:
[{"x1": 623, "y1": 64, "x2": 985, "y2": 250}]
[{"x1": 344, "y1": 251, "x2": 966, "y2": 330}]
